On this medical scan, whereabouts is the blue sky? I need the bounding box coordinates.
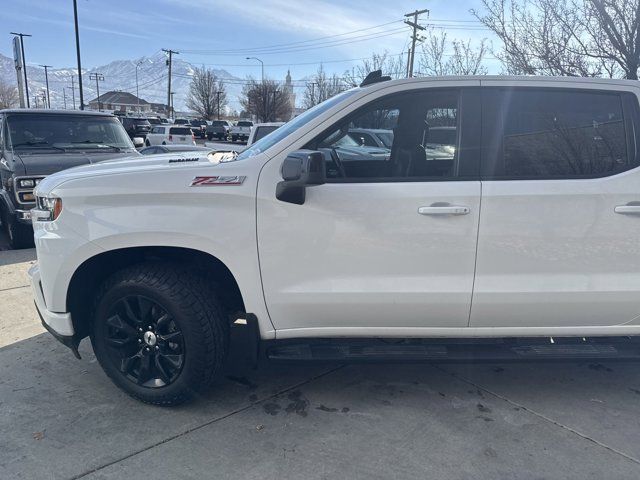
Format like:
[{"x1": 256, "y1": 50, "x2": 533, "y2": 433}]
[{"x1": 1, "y1": 0, "x2": 496, "y2": 82}]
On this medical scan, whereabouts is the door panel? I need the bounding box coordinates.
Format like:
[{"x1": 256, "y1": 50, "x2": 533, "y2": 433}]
[
  {"x1": 471, "y1": 175, "x2": 640, "y2": 327},
  {"x1": 258, "y1": 181, "x2": 481, "y2": 330}
]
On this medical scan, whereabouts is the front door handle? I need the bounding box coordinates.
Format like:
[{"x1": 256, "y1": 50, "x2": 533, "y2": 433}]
[
  {"x1": 418, "y1": 205, "x2": 470, "y2": 216},
  {"x1": 615, "y1": 205, "x2": 640, "y2": 215}
]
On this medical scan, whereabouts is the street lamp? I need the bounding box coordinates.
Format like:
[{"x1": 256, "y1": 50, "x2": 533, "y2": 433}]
[
  {"x1": 10, "y1": 32, "x2": 31, "y2": 108},
  {"x1": 246, "y1": 57, "x2": 265, "y2": 121},
  {"x1": 135, "y1": 59, "x2": 143, "y2": 112},
  {"x1": 246, "y1": 57, "x2": 264, "y2": 83}
]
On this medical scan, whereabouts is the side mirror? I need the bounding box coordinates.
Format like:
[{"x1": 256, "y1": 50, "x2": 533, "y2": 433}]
[
  {"x1": 276, "y1": 150, "x2": 325, "y2": 205},
  {"x1": 133, "y1": 137, "x2": 144, "y2": 148}
]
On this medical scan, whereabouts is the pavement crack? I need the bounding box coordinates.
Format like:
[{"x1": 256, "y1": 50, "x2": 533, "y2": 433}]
[
  {"x1": 68, "y1": 364, "x2": 345, "y2": 480},
  {"x1": 0, "y1": 284, "x2": 30, "y2": 293},
  {"x1": 433, "y1": 364, "x2": 640, "y2": 466}
]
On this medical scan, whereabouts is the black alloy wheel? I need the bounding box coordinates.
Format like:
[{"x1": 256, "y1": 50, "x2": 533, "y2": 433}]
[{"x1": 102, "y1": 295, "x2": 185, "y2": 388}]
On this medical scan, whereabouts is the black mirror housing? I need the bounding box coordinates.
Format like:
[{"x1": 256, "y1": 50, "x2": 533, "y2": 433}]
[{"x1": 276, "y1": 150, "x2": 326, "y2": 205}]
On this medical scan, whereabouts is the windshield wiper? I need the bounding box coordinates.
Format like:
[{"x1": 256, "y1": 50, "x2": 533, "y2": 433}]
[
  {"x1": 69, "y1": 141, "x2": 123, "y2": 152},
  {"x1": 12, "y1": 141, "x2": 66, "y2": 151}
]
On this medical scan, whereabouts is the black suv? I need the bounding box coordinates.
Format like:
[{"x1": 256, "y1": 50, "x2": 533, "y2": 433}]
[
  {"x1": 0, "y1": 109, "x2": 140, "y2": 248},
  {"x1": 121, "y1": 116, "x2": 151, "y2": 139}
]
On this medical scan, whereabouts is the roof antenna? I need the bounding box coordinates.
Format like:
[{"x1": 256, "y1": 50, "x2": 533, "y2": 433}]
[{"x1": 360, "y1": 69, "x2": 392, "y2": 87}]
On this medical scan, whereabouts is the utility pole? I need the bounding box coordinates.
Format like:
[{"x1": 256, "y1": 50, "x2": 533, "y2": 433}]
[
  {"x1": 89, "y1": 73, "x2": 104, "y2": 110},
  {"x1": 10, "y1": 32, "x2": 31, "y2": 107},
  {"x1": 309, "y1": 81, "x2": 318, "y2": 106},
  {"x1": 69, "y1": 76, "x2": 76, "y2": 109},
  {"x1": 73, "y1": 0, "x2": 84, "y2": 109},
  {"x1": 162, "y1": 49, "x2": 178, "y2": 119},
  {"x1": 170, "y1": 91, "x2": 175, "y2": 119},
  {"x1": 404, "y1": 8, "x2": 429, "y2": 77},
  {"x1": 215, "y1": 90, "x2": 222, "y2": 120},
  {"x1": 39, "y1": 65, "x2": 52, "y2": 108},
  {"x1": 63, "y1": 88, "x2": 67, "y2": 109}
]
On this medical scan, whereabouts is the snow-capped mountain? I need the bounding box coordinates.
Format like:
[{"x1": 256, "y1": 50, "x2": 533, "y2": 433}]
[{"x1": 0, "y1": 51, "x2": 244, "y2": 113}]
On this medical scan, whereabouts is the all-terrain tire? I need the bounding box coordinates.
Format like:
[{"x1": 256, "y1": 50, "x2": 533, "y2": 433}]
[{"x1": 91, "y1": 262, "x2": 229, "y2": 406}]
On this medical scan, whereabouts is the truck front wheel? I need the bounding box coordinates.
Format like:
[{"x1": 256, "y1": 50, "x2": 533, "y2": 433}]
[{"x1": 91, "y1": 263, "x2": 228, "y2": 406}]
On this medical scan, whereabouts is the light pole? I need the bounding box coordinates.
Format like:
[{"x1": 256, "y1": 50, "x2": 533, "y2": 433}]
[
  {"x1": 135, "y1": 59, "x2": 143, "y2": 112},
  {"x1": 39, "y1": 65, "x2": 52, "y2": 108},
  {"x1": 246, "y1": 57, "x2": 264, "y2": 83},
  {"x1": 10, "y1": 32, "x2": 31, "y2": 108},
  {"x1": 73, "y1": 0, "x2": 84, "y2": 109}
]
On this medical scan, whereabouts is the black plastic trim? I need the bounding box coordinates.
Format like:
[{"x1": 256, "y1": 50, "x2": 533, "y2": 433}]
[{"x1": 35, "y1": 302, "x2": 81, "y2": 359}]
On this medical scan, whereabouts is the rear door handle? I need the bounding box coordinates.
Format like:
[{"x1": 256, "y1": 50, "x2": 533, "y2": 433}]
[
  {"x1": 615, "y1": 205, "x2": 640, "y2": 215},
  {"x1": 418, "y1": 205, "x2": 470, "y2": 216}
]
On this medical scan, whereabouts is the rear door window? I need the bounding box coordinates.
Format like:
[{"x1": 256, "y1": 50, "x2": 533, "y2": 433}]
[
  {"x1": 170, "y1": 127, "x2": 192, "y2": 135},
  {"x1": 482, "y1": 88, "x2": 636, "y2": 179}
]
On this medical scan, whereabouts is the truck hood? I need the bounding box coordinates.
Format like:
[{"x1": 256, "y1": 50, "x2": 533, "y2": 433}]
[
  {"x1": 13, "y1": 150, "x2": 139, "y2": 176},
  {"x1": 35, "y1": 151, "x2": 220, "y2": 194}
]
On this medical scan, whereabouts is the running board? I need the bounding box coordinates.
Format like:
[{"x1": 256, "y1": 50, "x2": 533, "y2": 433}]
[{"x1": 265, "y1": 337, "x2": 640, "y2": 363}]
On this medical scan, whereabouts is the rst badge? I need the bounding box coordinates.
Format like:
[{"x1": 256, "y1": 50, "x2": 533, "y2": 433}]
[{"x1": 190, "y1": 176, "x2": 246, "y2": 186}]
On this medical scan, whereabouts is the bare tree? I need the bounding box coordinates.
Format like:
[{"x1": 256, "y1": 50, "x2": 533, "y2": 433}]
[
  {"x1": 240, "y1": 78, "x2": 292, "y2": 122},
  {"x1": 472, "y1": 0, "x2": 640, "y2": 79},
  {"x1": 186, "y1": 66, "x2": 228, "y2": 119},
  {"x1": 0, "y1": 79, "x2": 18, "y2": 109},
  {"x1": 419, "y1": 30, "x2": 489, "y2": 76},
  {"x1": 343, "y1": 51, "x2": 406, "y2": 87},
  {"x1": 302, "y1": 65, "x2": 346, "y2": 108}
]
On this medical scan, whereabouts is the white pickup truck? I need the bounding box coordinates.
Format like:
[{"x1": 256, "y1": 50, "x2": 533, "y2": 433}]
[
  {"x1": 229, "y1": 120, "x2": 253, "y2": 142},
  {"x1": 30, "y1": 73, "x2": 640, "y2": 405}
]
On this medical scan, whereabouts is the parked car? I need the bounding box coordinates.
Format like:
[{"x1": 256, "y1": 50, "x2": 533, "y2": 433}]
[
  {"x1": 139, "y1": 145, "x2": 213, "y2": 155},
  {"x1": 147, "y1": 117, "x2": 163, "y2": 126},
  {"x1": 0, "y1": 109, "x2": 140, "y2": 249},
  {"x1": 205, "y1": 120, "x2": 231, "y2": 140},
  {"x1": 229, "y1": 120, "x2": 253, "y2": 142},
  {"x1": 30, "y1": 74, "x2": 640, "y2": 406},
  {"x1": 173, "y1": 118, "x2": 190, "y2": 125},
  {"x1": 144, "y1": 125, "x2": 196, "y2": 146},
  {"x1": 348, "y1": 128, "x2": 393, "y2": 149},
  {"x1": 121, "y1": 117, "x2": 151, "y2": 139},
  {"x1": 159, "y1": 118, "x2": 170, "y2": 124},
  {"x1": 247, "y1": 122, "x2": 284, "y2": 146},
  {"x1": 189, "y1": 119, "x2": 208, "y2": 139}
]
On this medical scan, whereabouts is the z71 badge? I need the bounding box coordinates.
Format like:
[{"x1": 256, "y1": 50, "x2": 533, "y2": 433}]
[{"x1": 190, "y1": 176, "x2": 246, "y2": 186}]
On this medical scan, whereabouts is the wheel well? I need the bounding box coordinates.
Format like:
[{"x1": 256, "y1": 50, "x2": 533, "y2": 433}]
[{"x1": 67, "y1": 246, "x2": 245, "y2": 340}]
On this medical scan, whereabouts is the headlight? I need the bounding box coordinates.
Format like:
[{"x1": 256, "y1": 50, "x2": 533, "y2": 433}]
[
  {"x1": 33, "y1": 196, "x2": 63, "y2": 222},
  {"x1": 18, "y1": 179, "x2": 35, "y2": 188}
]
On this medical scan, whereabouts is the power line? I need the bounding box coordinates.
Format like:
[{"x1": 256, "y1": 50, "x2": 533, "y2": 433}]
[
  {"x1": 181, "y1": 19, "x2": 405, "y2": 54},
  {"x1": 181, "y1": 27, "x2": 408, "y2": 56}
]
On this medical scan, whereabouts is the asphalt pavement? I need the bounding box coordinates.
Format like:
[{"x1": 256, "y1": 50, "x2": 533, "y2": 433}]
[{"x1": 1, "y1": 234, "x2": 640, "y2": 479}]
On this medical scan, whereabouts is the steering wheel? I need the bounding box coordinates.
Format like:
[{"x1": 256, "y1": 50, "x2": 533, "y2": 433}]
[{"x1": 329, "y1": 147, "x2": 347, "y2": 178}]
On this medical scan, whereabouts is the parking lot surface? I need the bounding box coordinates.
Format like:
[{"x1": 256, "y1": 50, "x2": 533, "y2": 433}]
[{"x1": 2, "y1": 239, "x2": 640, "y2": 479}]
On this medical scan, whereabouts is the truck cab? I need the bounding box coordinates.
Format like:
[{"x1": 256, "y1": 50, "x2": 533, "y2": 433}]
[
  {"x1": 29, "y1": 75, "x2": 640, "y2": 405},
  {"x1": 0, "y1": 109, "x2": 140, "y2": 248}
]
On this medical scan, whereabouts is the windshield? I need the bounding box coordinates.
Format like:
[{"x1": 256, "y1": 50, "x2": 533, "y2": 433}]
[
  {"x1": 377, "y1": 131, "x2": 394, "y2": 148},
  {"x1": 237, "y1": 89, "x2": 359, "y2": 160},
  {"x1": 6, "y1": 114, "x2": 135, "y2": 152},
  {"x1": 210, "y1": 121, "x2": 227, "y2": 127}
]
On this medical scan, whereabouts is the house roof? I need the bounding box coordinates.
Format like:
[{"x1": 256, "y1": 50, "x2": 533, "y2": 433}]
[{"x1": 89, "y1": 91, "x2": 149, "y2": 105}]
